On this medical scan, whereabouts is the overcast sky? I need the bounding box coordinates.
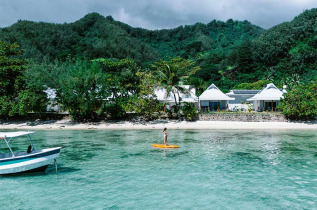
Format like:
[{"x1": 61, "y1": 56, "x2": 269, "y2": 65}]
[{"x1": 0, "y1": 0, "x2": 316, "y2": 29}]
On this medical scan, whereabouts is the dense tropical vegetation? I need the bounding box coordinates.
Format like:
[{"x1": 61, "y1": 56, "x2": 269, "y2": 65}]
[
  {"x1": 279, "y1": 81, "x2": 317, "y2": 120},
  {"x1": 0, "y1": 41, "x2": 47, "y2": 117},
  {"x1": 0, "y1": 9, "x2": 316, "y2": 120}
]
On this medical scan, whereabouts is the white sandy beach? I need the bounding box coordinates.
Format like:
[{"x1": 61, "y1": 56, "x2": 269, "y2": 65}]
[{"x1": 0, "y1": 119, "x2": 316, "y2": 130}]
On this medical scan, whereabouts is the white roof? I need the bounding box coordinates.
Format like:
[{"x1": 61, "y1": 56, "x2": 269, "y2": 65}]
[
  {"x1": 247, "y1": 83, "x2": 284, "y2": 101},
  {"x1": 44, "y1": 88, "x2": 57, "y2": 99},
  {"x1": 154, "y1": 88, "x2": 174, "y2": 102},
  {"x1": 199, "y1": 84, "x2": 235, "y2": 101},
  {"x1": 0, "y1": 131, "x2": 34, "y2": 138},
  {"x1": 226, "y1": 90, "x2": 260, "y2": 95},
  {"x1": 154, "y1": 85, "x2": 198, "y2": 103}
]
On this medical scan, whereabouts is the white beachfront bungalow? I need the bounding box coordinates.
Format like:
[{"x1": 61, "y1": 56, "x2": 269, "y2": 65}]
[
  {"x1": 226, "y1": 90, "x2": 260, "y2": 111},
  {"x1": 199, "y1": 84, "x2": 235, "y2": 111},
  {"x1": 44, "y1": 88, "x2": 61, "y2": 112},
  {"x1": 154, "y1": 85, "x2": 198, "y2": 110},
  {"x1": 247, "y1": 83, "x2": 286, "y2": 111}
]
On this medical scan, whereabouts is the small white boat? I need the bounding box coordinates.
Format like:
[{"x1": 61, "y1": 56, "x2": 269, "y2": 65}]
[{"x1": 0, "y1": 131, "x2": 61, "y2": 175}]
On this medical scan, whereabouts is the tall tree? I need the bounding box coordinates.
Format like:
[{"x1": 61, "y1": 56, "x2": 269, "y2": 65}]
[
  {"x1": 93, "y1": 58, "x2": 140, "y2": 118},
  {"x1": 152, "y1": 57, "x2": 200, "y2": 112},
  {"x1": 0, "y1": 41, "x2": 47, "y2": 116},
  {"x1": 55, "y1": 60, "x2": 110, "y2": 120},
  {"x1": 123, "y1": 71, "x2": 162, "y2": 119}
]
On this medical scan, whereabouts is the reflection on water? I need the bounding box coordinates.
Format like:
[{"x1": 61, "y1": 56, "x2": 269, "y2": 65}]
[{"x1": 0, "y1": 129, "x2": 316, "y2": 209}]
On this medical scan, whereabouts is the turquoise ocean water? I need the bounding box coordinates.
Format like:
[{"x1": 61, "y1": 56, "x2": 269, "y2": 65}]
[{"x1": 0, "y1": 129, "x2": 316, "y2": 209}]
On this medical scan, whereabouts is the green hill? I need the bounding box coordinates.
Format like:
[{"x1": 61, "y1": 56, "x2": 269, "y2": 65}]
[
  {"x1": 252, "y1": 9, "x2": 317, "y2": 84},
  {"x1": 226, "y1": 8, "x2": 317, "y2": 88},
  {"x1": 114, "y1": 18, "x2": 263, "y2": 58},
  {"x1": 0, "y1": 13, "x2": 160, "y2": 63},
  {"x1": 0, "y1": 13, "x2": 263, "y2": 64},
  {"x1": 0, "y1": 9, "x2": 316, "y2": 90}
]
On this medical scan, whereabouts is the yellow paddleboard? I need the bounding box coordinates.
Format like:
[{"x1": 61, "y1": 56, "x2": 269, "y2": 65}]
[{"x1": 151, "y1": 144, "x2": 179, "y2": 148}]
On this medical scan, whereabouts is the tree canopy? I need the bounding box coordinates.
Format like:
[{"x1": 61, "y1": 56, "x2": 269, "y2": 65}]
[
  {"x1": 279, "y1": 81, "x2": 317, "y2": 120},
  {"x1": 0, "y1": 41, "x2": 47, "y2": 116}
]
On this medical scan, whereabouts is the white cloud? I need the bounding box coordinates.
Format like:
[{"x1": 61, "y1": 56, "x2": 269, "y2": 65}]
[
  {"x1": 114, "y1": 8, "x2": 152, "y2": 29},
  {"x1": 0, "y1": 0, "x2": 316, "y2": 29}
]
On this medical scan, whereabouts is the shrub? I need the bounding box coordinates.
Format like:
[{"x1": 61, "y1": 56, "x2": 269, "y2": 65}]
[
  {"x1": 279, "y1": 81, "x2": 317, "y2": 120},
  {"x1": 181, "y1": 102, "x2": 198, "y2": 121}
]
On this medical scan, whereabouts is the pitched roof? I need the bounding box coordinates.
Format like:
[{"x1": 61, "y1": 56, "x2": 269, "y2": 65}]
[
  {"x1": 199, "y1": 84, "x2": 235, "y2": 101},
  {"x1": 247, "y1": 83, "x2": 284, "y2": 101},
  {"x1": 226, "y1": 90, "x2": 260, "y2": 95}
]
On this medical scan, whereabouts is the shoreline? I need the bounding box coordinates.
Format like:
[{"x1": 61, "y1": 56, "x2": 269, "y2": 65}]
[{"x1": 0, "y1": 119, "x2": 316, "y2": 130}]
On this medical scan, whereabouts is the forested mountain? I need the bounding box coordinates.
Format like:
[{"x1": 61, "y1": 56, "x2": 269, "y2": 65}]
[
  {"x1": 0, "y1": 8, "x2": 316, "y2": 91},
  {"x1": 0, "y1": 13, "x2": 159, "y2": 63},
  {"x1": 0, "y1": 12, "x2": 263, "y2": 63},
  {"x1": 114, "y1": 18, "x2": 263, "y2": 59},
  {"x1": 250, "y1": 9, "x2": 317, "y2": 85},
  {"x1": 226, "y1": 8, "x2": 317, "y2": 88}
]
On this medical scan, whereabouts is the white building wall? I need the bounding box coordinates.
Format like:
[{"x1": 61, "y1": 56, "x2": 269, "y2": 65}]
[
  {"x1": 199, "y1": 100, "x2": 228, "y2": 111},
  {"x1": 254, "y1": 100, "x2": 281, "y2": 111}
]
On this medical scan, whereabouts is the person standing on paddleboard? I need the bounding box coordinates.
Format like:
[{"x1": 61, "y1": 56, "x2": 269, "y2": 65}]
[{"x1": 163, "y1": 128, "x2": 168, "y2": 145}]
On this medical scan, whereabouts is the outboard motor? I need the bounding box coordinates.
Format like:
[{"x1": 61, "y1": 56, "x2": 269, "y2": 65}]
[{"x1": 27, "y1": 145, "x2": 32, "y2": 153}]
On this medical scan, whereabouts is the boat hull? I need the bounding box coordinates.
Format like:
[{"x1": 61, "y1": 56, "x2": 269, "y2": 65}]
[{"x1": 0, "y1": 148, "x2": 60, "y2": 175}]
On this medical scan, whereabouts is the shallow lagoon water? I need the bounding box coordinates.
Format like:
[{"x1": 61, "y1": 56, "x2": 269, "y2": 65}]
[{"x1": 0, "y1": 129, "x2": 316, "y2": 209}]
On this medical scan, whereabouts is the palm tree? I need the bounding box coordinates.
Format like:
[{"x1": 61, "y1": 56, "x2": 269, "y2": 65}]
[
  {"x1": 152, "y1": 57, "x2": 200, "y2": 113},
  {"x1": 189, "y1": 77, "x2": 208, "y2": 111}
]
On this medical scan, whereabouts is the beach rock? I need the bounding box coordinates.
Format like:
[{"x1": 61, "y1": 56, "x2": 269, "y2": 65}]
[{"x1": 199, "y1": 113, "x2": 288, "y2": 122}]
